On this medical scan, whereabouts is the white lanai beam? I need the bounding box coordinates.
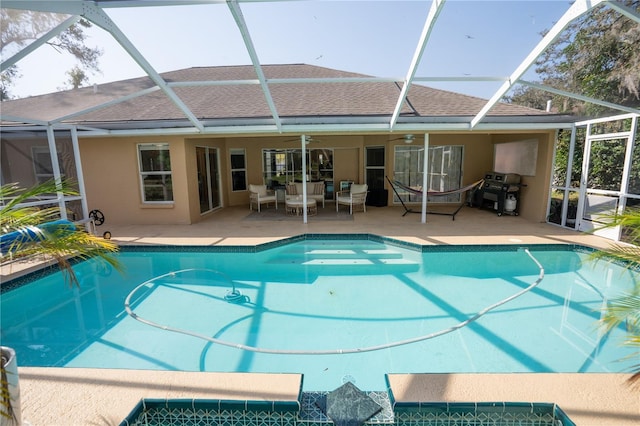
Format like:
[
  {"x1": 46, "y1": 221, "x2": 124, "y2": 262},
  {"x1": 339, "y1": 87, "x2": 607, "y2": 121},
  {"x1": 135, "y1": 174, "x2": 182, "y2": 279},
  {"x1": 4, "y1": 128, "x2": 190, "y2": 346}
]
[
  {"x1": 0, "y1": 15, "x2": 81, "y2": 72},
  {"x1": 45, "y1": 126, "x2": 67, "y2": 219},
  {"x1": 389, "y1": 0, "x2": 447, "y2": 131},
  {"x1": 1, "y1": 0, "x2": 205, "y2": 132},
  {"x1": 520, "y1": 81, "x2": 640, "y2": 115},
  {"x1": 606, "y1": 0, "x2": 640, "y2": 23},
  {"x1": 470, "y1": 0, "x2": 607, "y2": 129},
  {"x1": 227, "y1": 0, "x2": 282, "y2": 132},
  {"x1": 81, "y1": 3, "x2": 205, "y2": 132}
]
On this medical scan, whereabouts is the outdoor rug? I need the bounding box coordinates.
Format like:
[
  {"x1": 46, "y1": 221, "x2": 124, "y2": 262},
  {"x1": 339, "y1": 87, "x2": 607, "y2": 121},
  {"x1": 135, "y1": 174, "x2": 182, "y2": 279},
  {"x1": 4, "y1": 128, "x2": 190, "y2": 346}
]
[{"x1": 244, "y1": 207, "x2": 354, "y2": 221}]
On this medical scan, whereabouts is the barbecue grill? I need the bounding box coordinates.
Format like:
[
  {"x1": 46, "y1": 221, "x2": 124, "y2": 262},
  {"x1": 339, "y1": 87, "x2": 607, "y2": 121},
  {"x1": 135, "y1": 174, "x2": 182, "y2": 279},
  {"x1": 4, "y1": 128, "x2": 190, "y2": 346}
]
[{"x1": 473, "y1": 172, "x2": 522, "y2": 216}]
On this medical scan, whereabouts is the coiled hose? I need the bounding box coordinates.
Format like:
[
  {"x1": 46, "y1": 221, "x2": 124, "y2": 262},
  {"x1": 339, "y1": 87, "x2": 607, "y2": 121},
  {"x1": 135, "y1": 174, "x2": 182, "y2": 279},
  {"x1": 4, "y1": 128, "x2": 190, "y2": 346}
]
[{"x1": 124, "y1": 247, "x2": 544, "y2": 355}]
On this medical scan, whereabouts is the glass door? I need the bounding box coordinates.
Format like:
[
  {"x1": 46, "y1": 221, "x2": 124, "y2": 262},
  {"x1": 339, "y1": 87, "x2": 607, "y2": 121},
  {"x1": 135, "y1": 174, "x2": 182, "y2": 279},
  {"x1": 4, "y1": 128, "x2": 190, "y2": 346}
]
[
  {"x1": 262, "y1": 148, "x2": 334, "y2": 197},
  {"x1": 575, "y1": 115, "x2": 639, "y2": 240},
  {"x1": 196, "y1": 146, "x2": 221, "y2": 214},
  {"x1": 577, "y1": 137, "x2": 625, "y2": 238}
]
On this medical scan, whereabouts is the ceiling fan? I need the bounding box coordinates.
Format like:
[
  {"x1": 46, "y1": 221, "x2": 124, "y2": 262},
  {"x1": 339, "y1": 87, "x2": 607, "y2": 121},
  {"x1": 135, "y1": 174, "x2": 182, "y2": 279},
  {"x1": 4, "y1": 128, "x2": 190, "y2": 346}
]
[
  {"x1": 283, "y1": 136, "x2": 321, "y2": 144},
  {"x1": 389, "y1": 134, "x2": 419, "y2": 144}
]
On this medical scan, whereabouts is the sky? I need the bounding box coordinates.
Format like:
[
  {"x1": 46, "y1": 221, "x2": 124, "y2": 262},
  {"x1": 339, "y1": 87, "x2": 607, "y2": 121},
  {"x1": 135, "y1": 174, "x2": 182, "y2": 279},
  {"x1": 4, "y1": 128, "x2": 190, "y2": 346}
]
[{"x1": 4, "y1": 0, "x2": 573, "y2": 100}]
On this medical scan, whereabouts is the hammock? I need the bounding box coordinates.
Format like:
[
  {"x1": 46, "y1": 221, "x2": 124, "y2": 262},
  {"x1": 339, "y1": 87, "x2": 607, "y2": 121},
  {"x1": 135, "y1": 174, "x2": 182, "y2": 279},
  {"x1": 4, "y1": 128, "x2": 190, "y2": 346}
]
[{"x1": 385, "y1": 176, "x2": 484, "y2": 220}]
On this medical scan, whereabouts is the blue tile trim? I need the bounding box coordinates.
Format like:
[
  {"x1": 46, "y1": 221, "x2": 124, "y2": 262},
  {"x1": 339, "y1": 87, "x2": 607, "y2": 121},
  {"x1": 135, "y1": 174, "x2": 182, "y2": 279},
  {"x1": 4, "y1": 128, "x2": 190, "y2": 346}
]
[
  {"x1": 121, "y1": 399, "x2": 302, "y2": 426},
  {"x1": 121, "y1": 394, "x2": 576, "y2": 425},
  {"x1": 554, "y1": 404, "x2": 577, "y2": 426},
  {"x1": 0, "y1": 232, "x2": 623, "y2": 294},
  {"x1": 118, "y1": 399, "x2": 144, "y2": 426}
]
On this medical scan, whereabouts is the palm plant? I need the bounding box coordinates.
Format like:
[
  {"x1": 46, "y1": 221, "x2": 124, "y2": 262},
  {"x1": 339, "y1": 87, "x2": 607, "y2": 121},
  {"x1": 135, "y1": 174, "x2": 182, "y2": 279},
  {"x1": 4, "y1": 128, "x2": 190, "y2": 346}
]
[
  {"x1": 1, "y1": 179, "x2": 122, "y2": 286},
  {"x1": 592, "y1": 208, "x2": 640, "y2": 388},
  {"x1": 1, "y1": 180, "x2": 123, "y2": 424}
]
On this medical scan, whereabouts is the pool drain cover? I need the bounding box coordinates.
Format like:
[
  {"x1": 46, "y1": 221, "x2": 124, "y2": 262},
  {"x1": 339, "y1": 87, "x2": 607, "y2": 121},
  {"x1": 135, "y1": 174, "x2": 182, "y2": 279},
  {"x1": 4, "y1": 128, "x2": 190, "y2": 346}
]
[{"x1": 315, "y1": 381, "x2": 381, "y2": 426}]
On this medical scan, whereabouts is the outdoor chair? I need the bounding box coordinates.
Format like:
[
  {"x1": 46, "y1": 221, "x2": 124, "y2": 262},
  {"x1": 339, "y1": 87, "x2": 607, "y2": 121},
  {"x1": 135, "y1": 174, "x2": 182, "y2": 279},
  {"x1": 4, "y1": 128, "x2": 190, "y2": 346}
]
[
  {"x1": 249, "y1": 184, "x2": 277, "y2": 212},
  {"x1": 336, "y1": 183, "x2": 368, "y2": 214}
]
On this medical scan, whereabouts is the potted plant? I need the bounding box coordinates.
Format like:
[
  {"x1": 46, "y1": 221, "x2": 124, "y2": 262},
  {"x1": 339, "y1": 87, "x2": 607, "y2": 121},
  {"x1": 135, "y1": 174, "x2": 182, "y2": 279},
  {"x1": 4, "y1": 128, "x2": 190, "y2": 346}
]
[{"x1": 1, "y1": 347, "x2": 20, "y2": 426}]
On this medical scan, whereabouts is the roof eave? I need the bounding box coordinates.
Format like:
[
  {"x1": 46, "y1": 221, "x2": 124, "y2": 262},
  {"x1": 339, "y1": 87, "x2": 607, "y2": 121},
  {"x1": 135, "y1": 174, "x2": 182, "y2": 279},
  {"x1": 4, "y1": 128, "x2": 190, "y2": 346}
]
[{"x1": 0, "y1": 114, "x2": 575, "y2": 137}]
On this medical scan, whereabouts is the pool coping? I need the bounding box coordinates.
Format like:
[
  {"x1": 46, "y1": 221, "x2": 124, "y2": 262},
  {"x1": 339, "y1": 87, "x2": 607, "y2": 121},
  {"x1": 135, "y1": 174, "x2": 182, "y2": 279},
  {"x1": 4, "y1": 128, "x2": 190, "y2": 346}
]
[
  {"x1": 16, "y1": 368, "x2": 639, "y2": 425},
  {"x1": 0, "y1": 233, "x2": 598, "y2": 293}
]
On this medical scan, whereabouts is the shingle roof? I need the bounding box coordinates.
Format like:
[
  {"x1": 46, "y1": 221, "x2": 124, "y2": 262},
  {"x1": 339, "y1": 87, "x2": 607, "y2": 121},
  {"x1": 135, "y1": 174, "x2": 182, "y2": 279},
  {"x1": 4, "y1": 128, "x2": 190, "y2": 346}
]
[{"x1": 1, "y1": 64, "x2": 552, "y2": 128}]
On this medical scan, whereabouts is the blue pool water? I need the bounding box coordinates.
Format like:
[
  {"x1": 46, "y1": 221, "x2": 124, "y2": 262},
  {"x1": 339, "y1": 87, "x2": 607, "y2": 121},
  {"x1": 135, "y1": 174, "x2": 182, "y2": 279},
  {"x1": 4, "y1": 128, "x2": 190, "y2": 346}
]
[{"x1": 0, "y1": 236, "x2": 636, "y2": 391}]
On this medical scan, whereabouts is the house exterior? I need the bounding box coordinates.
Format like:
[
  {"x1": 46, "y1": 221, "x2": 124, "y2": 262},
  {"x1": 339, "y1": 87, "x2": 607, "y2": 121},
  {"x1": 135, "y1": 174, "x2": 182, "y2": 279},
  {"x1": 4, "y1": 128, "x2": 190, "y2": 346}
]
[{"x1": 1, "y1": 64, "x2": 573, "y2": 226}]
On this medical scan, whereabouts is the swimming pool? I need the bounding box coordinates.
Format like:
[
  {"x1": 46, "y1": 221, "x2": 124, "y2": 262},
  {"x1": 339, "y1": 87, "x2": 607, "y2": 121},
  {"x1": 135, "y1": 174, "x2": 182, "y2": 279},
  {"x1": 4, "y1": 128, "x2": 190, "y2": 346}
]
[{"x1": 0, "y1": 235, "x2": 635, "y2": 391}]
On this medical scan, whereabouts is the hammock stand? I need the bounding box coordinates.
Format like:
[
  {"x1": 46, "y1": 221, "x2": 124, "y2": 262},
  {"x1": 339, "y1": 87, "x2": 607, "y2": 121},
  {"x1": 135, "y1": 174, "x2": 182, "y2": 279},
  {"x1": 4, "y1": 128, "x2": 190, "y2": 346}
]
[{"x1": 385, "y1": 176, "x2": 484, "y2": 220}]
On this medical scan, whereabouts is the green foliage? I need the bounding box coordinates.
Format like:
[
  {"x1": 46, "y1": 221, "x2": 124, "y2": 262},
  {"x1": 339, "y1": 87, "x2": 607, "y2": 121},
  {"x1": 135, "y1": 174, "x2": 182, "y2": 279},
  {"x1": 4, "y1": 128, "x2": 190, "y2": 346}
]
[
  {"x1": 593, "y1": 208, "x2": 640, "y2": 388},
  {"x1": 507, "y1": 1, "x2": 640, "y2": 114},
  {"x1": 0, "y1": 350, "x2": 17, "y2": 425},
  {"x1": 1, "y1": 180, "x2": 123, "y2": 287},
  {"x1": 0, "y1": 10, "x2": 102, "y2": 99}
]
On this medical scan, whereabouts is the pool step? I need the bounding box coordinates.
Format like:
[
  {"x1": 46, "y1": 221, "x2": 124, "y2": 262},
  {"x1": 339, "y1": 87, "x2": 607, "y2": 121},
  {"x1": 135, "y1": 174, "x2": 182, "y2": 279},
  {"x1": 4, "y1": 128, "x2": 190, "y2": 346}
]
[
  {"x1": 305, "y1": 249, "x2": 403, "y2": 258},
  {"x1": 268, "y1": 249, "x2": 416, "y2": 265},
  {"x1": 301, "y1": 258, "x2": 416, "y2": 265}
]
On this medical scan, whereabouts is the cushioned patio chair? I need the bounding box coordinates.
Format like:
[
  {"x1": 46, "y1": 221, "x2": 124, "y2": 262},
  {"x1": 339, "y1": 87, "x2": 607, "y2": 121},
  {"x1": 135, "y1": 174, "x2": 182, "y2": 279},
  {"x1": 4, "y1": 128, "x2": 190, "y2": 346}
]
[
  {"x1": 336, "y1": 183, "x2": 368, "y2": 214},
  {"x1": 249, "y1": 184, "x2": 277, "y2": 212},
  {"x1": 285, "y1": 182, "x2": 326, "y2": 208}
]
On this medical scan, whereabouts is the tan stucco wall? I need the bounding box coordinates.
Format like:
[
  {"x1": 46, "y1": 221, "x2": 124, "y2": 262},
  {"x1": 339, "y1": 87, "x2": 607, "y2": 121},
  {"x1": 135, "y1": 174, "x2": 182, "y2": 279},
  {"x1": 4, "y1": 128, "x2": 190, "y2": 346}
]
[
  {"x1": 70, "y1": 131, "x2": 556, "y2": 225},
  {"x1": 491, "y1": 131, "x2": 556, "y2": 222},
  {"x1": 226, "y1": 135, "x2": 365, "y2": 207},
  {"x1": 80, "y1": 136, "x2": 191, "y2": 225}
]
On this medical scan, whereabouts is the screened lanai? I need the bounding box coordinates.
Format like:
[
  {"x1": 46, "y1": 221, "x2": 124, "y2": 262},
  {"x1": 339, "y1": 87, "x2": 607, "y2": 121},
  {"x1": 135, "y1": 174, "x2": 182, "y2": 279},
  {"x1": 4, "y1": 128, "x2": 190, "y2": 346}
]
[{"x1": 1, "y1": 0, "x2": 639, "y2": 235}]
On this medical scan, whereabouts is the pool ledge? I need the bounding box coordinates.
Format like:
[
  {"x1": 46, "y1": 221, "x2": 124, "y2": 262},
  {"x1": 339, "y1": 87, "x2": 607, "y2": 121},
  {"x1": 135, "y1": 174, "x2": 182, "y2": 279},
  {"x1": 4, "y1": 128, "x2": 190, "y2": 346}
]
[
  {"x1": 386, "y1": 372, "x2": 640, "y2": 426},
  {"x1": 16, "y1": 368, "x2": 639, "y2": 426},
  {"x1": 17, "y1": 367, "x2": 303, "y2": 426}
]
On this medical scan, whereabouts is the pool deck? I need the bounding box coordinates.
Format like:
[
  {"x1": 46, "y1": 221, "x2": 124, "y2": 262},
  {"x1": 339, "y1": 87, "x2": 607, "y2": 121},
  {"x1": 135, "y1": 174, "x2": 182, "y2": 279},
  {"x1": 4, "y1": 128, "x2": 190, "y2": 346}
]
[{"x1": 4, "y1": 205, "x2": 640, "y2": 425}]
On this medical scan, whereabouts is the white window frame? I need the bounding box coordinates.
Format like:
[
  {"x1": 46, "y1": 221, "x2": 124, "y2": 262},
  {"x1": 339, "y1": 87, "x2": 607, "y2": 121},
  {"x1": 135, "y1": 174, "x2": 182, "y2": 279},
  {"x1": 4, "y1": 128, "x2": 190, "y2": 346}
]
[
  {"x1": 32, "y1": 146, "x2": 62, "y2": 184},
  {"x1": 138, "y1": 143, "x2": 173, "y2": 203}
]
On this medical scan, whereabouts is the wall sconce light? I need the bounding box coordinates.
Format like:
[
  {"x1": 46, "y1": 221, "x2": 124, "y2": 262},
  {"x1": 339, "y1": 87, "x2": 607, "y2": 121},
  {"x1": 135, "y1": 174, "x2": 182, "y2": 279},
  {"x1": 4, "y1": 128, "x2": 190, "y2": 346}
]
[{"x1": 404, "y1": 134, "x2": 415, "y2": 144}]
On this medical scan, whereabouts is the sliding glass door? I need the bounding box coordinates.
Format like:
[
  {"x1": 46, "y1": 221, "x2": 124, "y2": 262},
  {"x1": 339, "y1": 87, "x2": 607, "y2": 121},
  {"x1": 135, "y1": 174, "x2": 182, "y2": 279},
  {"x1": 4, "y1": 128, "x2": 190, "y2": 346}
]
[
  {"x1": 196, "y1": 146, "x2": 221, "y2": 214},
  {"x1": 262, "y1": 148, "x2": 334, "y2": 198},
  {"x1": 393, "y1": 145, "x2": 463, "y2": 203}
]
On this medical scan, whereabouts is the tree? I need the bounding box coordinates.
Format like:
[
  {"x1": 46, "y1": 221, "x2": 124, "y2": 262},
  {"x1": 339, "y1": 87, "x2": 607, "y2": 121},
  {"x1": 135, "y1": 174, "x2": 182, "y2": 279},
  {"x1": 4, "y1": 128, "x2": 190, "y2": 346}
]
[
  {"x1": 506, "y1": 0, "x2": 640, "y2": 115},
  {"x1": 0, "y1": 9, "x2": 102, "y2": 99},
  {"x1": 64, "y1": 65, "x2": 89, "y2": 90}
]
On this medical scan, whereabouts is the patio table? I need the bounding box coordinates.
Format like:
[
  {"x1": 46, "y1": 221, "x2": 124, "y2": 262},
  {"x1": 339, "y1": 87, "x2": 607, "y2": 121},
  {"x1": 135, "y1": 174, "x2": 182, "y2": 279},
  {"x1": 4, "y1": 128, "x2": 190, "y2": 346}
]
[{"x1": 285, "y1": 197, "x2": 317, "y2": 216}]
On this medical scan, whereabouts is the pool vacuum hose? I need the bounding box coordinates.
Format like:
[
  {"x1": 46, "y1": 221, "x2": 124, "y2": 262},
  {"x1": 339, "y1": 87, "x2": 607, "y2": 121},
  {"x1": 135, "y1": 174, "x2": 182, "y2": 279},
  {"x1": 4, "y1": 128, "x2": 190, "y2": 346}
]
[{"x1": 124, "y1": 248, "x2": 545, "y2": 355}]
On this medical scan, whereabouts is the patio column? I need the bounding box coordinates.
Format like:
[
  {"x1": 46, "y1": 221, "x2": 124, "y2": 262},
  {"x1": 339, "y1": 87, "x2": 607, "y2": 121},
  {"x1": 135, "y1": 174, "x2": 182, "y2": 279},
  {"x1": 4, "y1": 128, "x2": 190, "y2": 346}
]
[
  {"x1": 421, "y1": 133, "x2": 429, "y2": 223},
  {"x1": 301, "y1": 134, "x2": 308, "y2": 224}
]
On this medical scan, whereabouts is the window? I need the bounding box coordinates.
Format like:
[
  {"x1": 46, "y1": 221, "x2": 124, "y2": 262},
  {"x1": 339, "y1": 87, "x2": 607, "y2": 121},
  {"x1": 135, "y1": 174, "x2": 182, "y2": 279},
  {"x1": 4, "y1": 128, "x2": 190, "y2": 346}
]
[
  {"x1": 230, "y1": 149, "x2": 247, "y2": 191},
  {"x1": 262, "y1": 148, "x2": 333, "y2": 188},
  {"x1": 393, "y1": 145, "x2": 463, "y2": 203},
  {"x1": 138, "y1": 143, "x2": 173, "y2": 202},
  {"x1": 32, "y1": 146, "x2": 61, "y2": 184}
]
